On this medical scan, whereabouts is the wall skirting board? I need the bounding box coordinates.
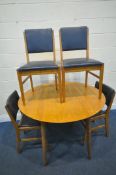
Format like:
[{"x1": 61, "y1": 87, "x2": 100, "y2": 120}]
[{"x1": 0, "y1": 105, "x2": 116, "y2": 123}]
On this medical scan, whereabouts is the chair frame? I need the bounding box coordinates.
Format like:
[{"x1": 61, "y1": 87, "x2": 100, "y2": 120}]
[
  {"x1": 5, "y1": 106, "x2": 48, "y2": 165},
  {"x1": 59, "y1": 27, "x2": 104, "y2": 102},
  {"x1": 82, "y1": 85, "x2": 115, "y2": 159},
  {"x1": 17, "y1": 29, "x2": 62, "y2": 105}
]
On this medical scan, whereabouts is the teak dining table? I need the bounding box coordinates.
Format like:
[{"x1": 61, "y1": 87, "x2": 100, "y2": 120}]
[{"x1": 18, "y1": 82, "x2": 105, "y2": 165}]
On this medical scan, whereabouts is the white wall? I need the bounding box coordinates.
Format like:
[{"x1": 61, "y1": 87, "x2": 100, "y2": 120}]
[{"x1": 0, "y1": 0, "x2": 116, "y2": 115}]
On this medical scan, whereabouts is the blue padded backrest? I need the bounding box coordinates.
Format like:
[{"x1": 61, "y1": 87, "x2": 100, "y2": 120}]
[
  {"x1": 60, "y1": 26, "x2": 88, "y2": 51},
  {"x1": 25, "y1": 28, "x2": 53, "y2": 53}
]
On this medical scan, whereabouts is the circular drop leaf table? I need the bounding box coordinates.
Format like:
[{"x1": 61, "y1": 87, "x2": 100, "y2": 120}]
[{"x1": 18, "y1": 82, "x2": 105, "y2": 165}]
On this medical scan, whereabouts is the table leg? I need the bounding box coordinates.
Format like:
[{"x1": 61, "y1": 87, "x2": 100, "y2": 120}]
[
  {"x1": 41, "y1": 122, "x2": 48, "y2": 165},
  {"x1": 86, "y1": 119, "x2": 92, "y2": 159}
]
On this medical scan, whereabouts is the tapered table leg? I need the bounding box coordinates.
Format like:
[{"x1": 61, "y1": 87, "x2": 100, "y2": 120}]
[
  {"x1": 41, "y1": 122, "x2": 48, "y2": 165},
  {"x1": 86, "y1": 119, "x2": 92, "y2": 159}
]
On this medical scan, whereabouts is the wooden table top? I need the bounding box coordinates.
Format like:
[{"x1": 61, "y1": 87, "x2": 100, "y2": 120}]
[{"x1": 18, "y1": 82, "x2": 105, "y2": 123}]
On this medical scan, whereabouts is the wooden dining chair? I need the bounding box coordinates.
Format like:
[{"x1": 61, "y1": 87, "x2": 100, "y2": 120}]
[
  {"x1": 82, "y1": 81, "x2": 115, "y2": 159},
  {"x1": 5, "y1": 90, "x2": 48, "y2": 165},
  {"x1": 17, "y1": 28, "x2": 62, "y2": 105},
  {"x1": 59, "y1": 26, "x2": 104, "y2": 102}
]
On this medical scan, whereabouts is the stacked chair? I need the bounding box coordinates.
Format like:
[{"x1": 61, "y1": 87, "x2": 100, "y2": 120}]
[
  {"x1": 17, "y1": 28, "x2": 62, "y2": 105},
  {"x1": 59, "y1": 26, "x2": 104, "y2": 102}
]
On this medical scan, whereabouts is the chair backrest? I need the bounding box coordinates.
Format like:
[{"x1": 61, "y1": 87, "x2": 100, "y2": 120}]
[
  {"x1": 5, "y1": 91, "x2": 19, "y2": 128},
  {"x1": 95, "y1": 81, "x2": 115, "y2": 113},
  {"x1": 24, "y1": 28, "x2": 53, "y2": 54},
  {"x1": 60, "y1": 26, "x2": 88, "y2": 51}
]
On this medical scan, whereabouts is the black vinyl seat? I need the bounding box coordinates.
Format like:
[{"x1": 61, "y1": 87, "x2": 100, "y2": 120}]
[
  {"x1": 63, "y1": 58, "x2": 103, "y2": 68},
  {"x1": 82, "y1": 81, "x2": 115, "y2": 159},
  {"x1": 17, "y1": 60, "x2": 58, "y2": 72},
  {"x1": 17, "y1": 28, "x2": 61, "y2": 105},
  {"x1": 19, "y1": 114, "x2": 40, "y2": 127},
  {"x1": 59, "y1": 26, "x2": 104, "y2": 102}
]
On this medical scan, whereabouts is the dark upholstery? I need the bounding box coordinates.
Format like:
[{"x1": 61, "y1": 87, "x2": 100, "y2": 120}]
[
  {"x1": 19, "y1": 114, "x2": 40, "y2": 127},
  {"x1": 60, "y1": 26, "x2": 88, "y2": 51},
  {"x1": 94, "y1": 110, "x2": 105, "y2": 116},
  {"x1": 17, "y1": 61, "x2": 58, "y2": 72},
  {"x1": 95, "y1": 81, "x2": 115, "y2": 107},
  {"x1": 5, "y1": 91, "x2": 40, "y2": 126},
  {"x1": 25, "y1": 28, "x2": 53, "y2": 53},
  {"x1": 63, "y1": 58, "x2": 103, "y2": 69},
  {"x1": 5, "y1": 91, "x2": 19, "y2": 121}
]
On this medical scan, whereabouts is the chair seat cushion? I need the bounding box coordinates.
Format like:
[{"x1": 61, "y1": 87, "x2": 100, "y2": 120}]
[
  {"x1": 91, "y1": 110, "x2": 105, "y2": 118},
  {"x1": 19, "y1": 114, "x2": 40, "y2": 127},
  {"x1": 63, "y1": 58, "x2": 104, "y2": 68},
  {"x1": 17, "y1": 61, "x2": 58, "y2": 72}
]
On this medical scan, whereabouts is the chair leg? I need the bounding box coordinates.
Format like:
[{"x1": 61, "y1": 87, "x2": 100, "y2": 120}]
[
  {"x1": 62, "y1": 70, "x2": 65, "y2": 103},
  {"x1": 105, "y1": 114, "x2": 109, "y2": 137},
  {"x1": 86, "y1": 119, "x2": 92, "y2": 159},
  {"x1": 58, "y1": 70, "x2": 62, "y2": 103},
  {"x1": 16, "y1": 130, "x2": 21, "y2": 153},
  {"x1": 29, "y1": 75, "x2": 34, "y2": 92},
  {"x1": 41, "y1": 122, "x2": 48, "y2": 166},
  {"x1": 99, "y1": 65, "x2": 104, "y2": 99},
  {"x1": 17, "y1": 72, "x2": 25, "y2": 105},
  {"x1": 85, "y1": 71, "x2": 89, "y2": 87},
  {"x1": 55, "y1": 74, "x2": 58, "y2": 91}
]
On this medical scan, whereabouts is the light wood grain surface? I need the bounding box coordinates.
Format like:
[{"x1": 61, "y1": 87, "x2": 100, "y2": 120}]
[{"x1": 18, "y1": 82, "x2": 105, "y2": 123}]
